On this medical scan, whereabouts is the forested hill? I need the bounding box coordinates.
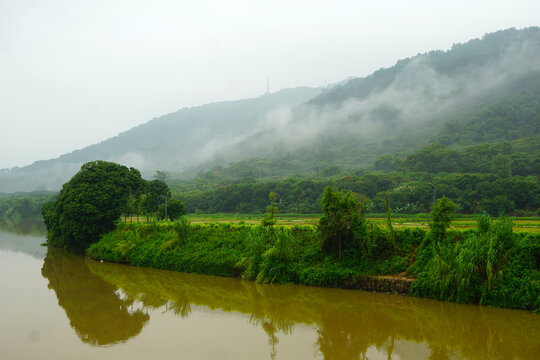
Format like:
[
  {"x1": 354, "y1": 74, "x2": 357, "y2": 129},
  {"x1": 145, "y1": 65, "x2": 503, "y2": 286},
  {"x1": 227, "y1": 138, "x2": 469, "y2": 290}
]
[
  {"x1": 0, "y1": 87, "x2": 321, "y2": 192},
  {"x1": 310, "y1": 27, "x2": 540, "y2": 106},
  {"x1": 1, "y1": 27, "x2": 539, "y2": 193},
  {"x1": 181, "y1": 27, "x2": 540, "y2": 179}
]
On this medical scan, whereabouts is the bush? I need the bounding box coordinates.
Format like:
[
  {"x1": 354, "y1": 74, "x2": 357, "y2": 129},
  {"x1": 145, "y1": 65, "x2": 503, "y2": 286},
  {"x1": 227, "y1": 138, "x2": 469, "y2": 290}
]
[
  {"x1": 411, "y1": 215, "x2": 539, "y2": 309},
  {"x1": 319, "y1": 186, "x2": 367, "y2": 259},
  {"x1": 298, "y1": 260, "x2": 352, "y2": 287}
]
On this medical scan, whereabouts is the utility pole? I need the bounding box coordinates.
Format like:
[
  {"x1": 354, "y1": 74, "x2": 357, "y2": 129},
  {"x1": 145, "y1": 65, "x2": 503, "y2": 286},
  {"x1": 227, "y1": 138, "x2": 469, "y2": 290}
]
[{"x1": 316, "y1": 167, "x2": 319, "y2": 181}]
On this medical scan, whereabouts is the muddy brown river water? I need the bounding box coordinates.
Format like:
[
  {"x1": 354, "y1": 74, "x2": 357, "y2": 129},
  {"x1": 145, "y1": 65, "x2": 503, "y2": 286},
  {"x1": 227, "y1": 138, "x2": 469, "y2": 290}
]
[{"x1": 1, "y1": 220, "x2": 538, "y2": 359}]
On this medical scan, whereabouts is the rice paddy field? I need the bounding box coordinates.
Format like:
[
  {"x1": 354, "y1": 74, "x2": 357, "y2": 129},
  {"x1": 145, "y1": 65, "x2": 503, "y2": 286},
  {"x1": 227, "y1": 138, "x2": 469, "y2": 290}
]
[{"x1": 184, "y1": 213, "x2": 540, "y2": 233}]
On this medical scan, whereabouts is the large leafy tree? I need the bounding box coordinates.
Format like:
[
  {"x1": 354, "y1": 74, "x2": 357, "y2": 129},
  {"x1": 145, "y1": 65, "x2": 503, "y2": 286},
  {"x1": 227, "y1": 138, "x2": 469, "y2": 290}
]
[
  {"x1": 318, "y1": 186, "x2": 366, "y2": 259},
  {"x1": 159, "y1": 198, "x2": 186, "y2": 221},
  {"x1": 42, "y1": 161, "x2": 145, "y2": 252},
  {"x1": 143, "y1": 179, "x2": 171, "y2": 219}
]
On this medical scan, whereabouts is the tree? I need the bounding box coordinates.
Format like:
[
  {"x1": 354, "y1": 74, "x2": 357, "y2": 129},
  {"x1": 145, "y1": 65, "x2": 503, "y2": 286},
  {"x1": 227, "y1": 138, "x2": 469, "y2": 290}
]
[
  {"x1": 430, "y1": 196, "x2": 458, "y2": 244},
  {"x1": 318, "y1": 186, "x2": 365, "y2": 259},
  {"x1": 491, "y1": 154, "x2": 512, "y2": 178},
  {"x1": 262, "y1": 192, "x2": 278, "y2": 243},
  {"x1": 160, "y1": 198, "x2": 186, "y2": 220},
  {"x1": 143, "y1": 179, "x2": 171, "y2": 219},
  {"x1": 321, "y1": 166, "x2": 342, "y2": 177},
  {"x1": 42, "y1": 161, "x2": 145, "y2": 252},
  {"x1": 484, "y1": 195, "x2": 515, "y2": 216},
  {"x1": 373, "y1": 154, "x2": 394, "y2": 171}
]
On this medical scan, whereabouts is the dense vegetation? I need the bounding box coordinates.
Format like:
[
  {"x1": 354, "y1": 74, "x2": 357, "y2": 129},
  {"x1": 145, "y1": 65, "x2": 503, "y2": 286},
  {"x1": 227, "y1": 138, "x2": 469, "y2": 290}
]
[
  {"x1": 171, "y1": 144, "x2": 540, "y2": 216},
  {"x1": 88, "y1": 189, "x2": 540, "y2": 311},
  {"x1": 411, "y1": 204, "x2": 540, "y2": 311},
  {"x1": 12, "y1": 137, "x2": 539, "y2": 221},
  {"x1": 0, "y1": 191, "x2": 56, "y2": 219},
  {"x1": 20, "y1": 26, "x2": 540, "y2": 311},
  {"x1": 88, "y1": 208, "x2": 422, "y2": 289},
  {"x1": 394, "y1": 142, "x2": 539, "y2": 175},
  {"x1": 42, "y1": 161, "x2": 185, "y2": 252},
  {"x1": 173, "y1": 28, "x2": 540, "y2": 182},
  {"x1": 310, "y1": 28, "x2": 540, "y2": 106},
  {"x1": 42, "y1": 161, "x2": 146, "y2": 252},
  {"x1": 42, "y1": 246, "x2": 540, "y2": 360}
]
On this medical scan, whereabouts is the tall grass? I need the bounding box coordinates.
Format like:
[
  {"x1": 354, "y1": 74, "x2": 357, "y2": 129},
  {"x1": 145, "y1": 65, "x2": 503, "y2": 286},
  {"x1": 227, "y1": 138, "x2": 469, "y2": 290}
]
[{"x1": 411, "y1": 215, "x2": 540, "y2": 310}]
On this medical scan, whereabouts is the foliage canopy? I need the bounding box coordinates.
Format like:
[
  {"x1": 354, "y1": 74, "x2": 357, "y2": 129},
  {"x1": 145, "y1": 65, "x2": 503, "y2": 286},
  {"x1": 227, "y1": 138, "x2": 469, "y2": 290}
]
[
  {"x1": 319, "y1": 187, "x2": 367, "y2": 259},
  {"x1": 42, "y1": 161, "x2": 146, "y2": 252}
]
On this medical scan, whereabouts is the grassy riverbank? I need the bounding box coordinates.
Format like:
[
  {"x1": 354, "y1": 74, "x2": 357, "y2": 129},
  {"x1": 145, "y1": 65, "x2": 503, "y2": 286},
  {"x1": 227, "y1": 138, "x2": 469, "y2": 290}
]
[
  {"x1": 88, "y1": 221, "x2": 422, "y2": 285},
  {"x1": 87, "y1": 217, "x2": 540, "y2": 311}
]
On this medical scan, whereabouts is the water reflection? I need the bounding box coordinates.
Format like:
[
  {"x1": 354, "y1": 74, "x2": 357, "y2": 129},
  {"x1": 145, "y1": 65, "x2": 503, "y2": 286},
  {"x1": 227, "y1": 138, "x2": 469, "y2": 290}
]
[
  {"x1": 0, "y1": 218, "x2": 47, "y2": 259},
  {"x1": 35, "y1": 246, "x2": 540, "y2": 359},
  {"x1": 84, "y1": 259, "x2": 540, "y2": 360},
  {"x1": 0, "y1": 217, "x2": 46, "y2": 236},
  {"x1": 41, "y1": 248, "x2": 149, "y2": 346}
]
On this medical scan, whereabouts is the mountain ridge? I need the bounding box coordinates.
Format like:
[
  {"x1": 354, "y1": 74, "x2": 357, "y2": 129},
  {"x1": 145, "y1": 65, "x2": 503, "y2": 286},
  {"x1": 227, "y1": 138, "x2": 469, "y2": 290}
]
[
  {"x1": 1, "y1": 27, "x2": 539, "y2": 193},
  {"x1": 0, "y1": 87, "x2": 321, "y2": 192}
]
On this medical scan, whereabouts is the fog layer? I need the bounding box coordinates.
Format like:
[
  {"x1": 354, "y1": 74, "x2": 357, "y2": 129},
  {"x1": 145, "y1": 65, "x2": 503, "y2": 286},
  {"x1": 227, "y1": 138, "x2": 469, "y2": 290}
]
[{"x1": 1, "y1": 28, "x2": 538, "y2": 192}]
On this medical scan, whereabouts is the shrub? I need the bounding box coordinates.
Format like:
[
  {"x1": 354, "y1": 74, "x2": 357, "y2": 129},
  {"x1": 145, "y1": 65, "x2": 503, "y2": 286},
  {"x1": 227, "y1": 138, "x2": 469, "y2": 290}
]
[
  {"x1": 319, "y1": 186, "x2": 367, "y2": 259},
  {"x1": 411, "y1": 215, "x2": 539, "y2": 309}
]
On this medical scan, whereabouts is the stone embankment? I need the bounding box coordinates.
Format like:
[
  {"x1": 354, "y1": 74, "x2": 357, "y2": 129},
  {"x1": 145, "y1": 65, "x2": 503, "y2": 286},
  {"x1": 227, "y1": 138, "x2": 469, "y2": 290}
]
[{"x1": 342, "y1": 275, "x2": 413, "y2": 295}]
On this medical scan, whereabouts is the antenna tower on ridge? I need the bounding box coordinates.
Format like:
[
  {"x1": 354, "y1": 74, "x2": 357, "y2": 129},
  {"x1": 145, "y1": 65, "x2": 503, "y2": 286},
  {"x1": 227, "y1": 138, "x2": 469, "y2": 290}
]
[{"x1": 266, "y1": 78, "x2": 270, "y2": 95}]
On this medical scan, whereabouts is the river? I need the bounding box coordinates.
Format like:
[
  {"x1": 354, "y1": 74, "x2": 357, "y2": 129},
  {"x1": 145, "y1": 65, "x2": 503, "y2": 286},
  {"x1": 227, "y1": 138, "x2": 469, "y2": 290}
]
[{"x1": 0, "y1": 219, "x2": 538, "y2": 359}]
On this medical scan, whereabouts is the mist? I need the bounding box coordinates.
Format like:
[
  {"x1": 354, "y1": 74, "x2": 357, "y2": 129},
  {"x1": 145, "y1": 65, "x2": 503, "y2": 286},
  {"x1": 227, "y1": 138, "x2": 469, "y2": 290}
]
[
  {"x1": 1, "y1": 28, "x2": 539, "y2": 193},
  {"x1": 203, "y1": 36, "x2": 540, "y2": 166}
]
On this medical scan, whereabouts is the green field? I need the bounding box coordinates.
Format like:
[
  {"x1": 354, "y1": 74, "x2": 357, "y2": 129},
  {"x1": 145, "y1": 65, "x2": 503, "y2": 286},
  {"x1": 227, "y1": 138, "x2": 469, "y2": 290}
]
[{"x1": 182, "y1": 213, "x2": 540, "y2": 233}]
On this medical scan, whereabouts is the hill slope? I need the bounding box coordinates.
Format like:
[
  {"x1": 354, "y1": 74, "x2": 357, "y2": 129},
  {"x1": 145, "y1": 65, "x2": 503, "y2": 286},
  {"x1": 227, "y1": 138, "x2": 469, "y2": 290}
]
[
  {"x1": 1, "y1": 27, "x2": 539, "y2": 193},
  {"x1": 0, "y1": 87, "x2": 321, "y2": 192},
  {"x1": 182, "y1": 27, "x2": 540, "y2": 179}
]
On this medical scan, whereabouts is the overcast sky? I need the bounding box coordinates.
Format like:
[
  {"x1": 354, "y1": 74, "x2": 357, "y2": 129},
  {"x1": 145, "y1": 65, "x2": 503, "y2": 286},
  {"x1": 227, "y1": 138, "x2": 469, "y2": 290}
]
[{"x1": 1, "y1": 0, "x2": 539, "y2": 169}]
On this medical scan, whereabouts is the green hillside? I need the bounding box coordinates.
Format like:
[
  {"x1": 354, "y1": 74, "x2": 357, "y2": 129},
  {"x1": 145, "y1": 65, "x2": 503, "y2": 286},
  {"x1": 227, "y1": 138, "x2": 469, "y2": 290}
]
[
  {"x1": 1, "y1": 27, "x2": 538, "y2": 207},
  {"x1": 310, "y1": 27, "x2": 540, "y2": 106},
  {"x1": 176, "y1": 27, "x2": 540, "y2": 181},
  {"x1": 0, "y1": 87, "x2": 321, "y2": 192},
  {"x1": 168, "y1": 28, "x2": 540, "y2": 215}
]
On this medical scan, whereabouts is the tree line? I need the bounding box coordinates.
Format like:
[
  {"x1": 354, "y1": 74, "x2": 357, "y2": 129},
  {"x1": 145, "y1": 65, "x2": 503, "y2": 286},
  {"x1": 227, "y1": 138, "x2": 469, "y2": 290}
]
[
  {"x1": 87, "y1": 187, "x2": 540, "y2": 311},
  {"x1": 175, "y1": 171, "x2": 539, "y2": 216},
  {"x1": 384, "y1": 142, "x2": 539, "y2": 176},
  {"x1": 0, "y1": 191, "x2": 56, "y2": 219}
]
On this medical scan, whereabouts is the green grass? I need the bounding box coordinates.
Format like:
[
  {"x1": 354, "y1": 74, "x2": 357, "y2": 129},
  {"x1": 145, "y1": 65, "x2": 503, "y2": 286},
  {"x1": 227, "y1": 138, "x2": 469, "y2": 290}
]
[
  {"x1": 94, "y1": 215, "x2": 540, "y2": 311},
  {"x1": 89, "y1": 220, "x2": 423, "y2": 284},
  {"x1": 182, "y1": 213, "x2": 540, "y2": 233}
]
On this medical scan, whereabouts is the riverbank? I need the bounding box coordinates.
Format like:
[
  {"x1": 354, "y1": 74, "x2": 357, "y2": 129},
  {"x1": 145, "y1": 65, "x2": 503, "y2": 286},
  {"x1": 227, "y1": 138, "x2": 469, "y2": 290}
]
[
  {"x1": 87, "y1": 219, "x2": 540, "y2": 312},
  {"x1": 88, "y1": 222, "x2": 421, "y2": 287}
]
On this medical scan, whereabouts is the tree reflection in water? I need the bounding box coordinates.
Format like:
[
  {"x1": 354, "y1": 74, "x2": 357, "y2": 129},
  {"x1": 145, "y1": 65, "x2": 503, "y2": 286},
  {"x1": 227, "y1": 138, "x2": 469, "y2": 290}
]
[
  {"x1": 41, "y1": 248, "x2": 149, "y2": 346},
  {"x1": 41, "y1": 248, "x2": 540, "y2": 359},
  {"x1": 0, "y1": 217, "x2": 46, "y2": 236}
]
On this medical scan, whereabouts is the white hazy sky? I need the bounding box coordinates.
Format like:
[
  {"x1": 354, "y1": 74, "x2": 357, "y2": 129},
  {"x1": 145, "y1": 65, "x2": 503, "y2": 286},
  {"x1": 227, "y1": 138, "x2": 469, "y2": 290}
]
[{"x1": 1, "y1": 0, "x2": 539, "y2": 169}]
